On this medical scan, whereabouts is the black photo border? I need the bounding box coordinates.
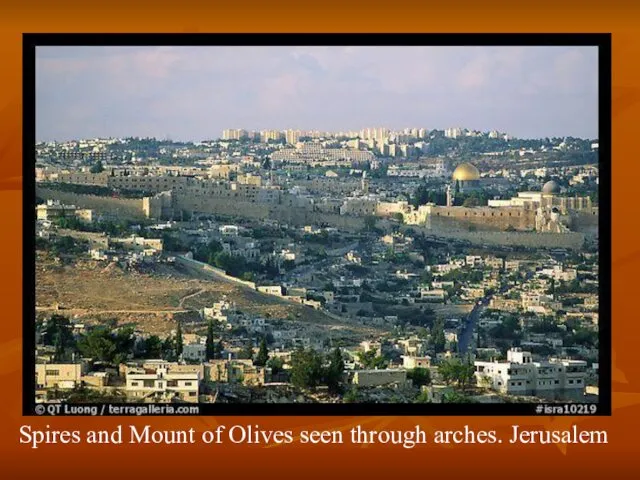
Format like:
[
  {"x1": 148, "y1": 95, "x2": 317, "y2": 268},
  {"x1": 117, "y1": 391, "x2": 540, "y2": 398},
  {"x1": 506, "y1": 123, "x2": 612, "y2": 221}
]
[{"x1": 23, "y1": 32, "x2": 612, "y2": 416}]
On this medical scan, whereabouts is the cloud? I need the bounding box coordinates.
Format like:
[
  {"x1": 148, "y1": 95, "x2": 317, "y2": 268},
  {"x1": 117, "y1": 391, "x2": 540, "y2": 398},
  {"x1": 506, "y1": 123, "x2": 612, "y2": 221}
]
[{"x1": 35, "y1": 45, "x2": 599, "y2": 141}]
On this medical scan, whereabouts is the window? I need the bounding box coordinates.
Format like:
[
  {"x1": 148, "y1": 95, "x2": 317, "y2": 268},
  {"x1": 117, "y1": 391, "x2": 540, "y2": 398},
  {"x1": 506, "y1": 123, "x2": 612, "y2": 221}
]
[
  {"x1": 554, "y1": 380, "x2": 559, "y2": 384},
  {"x1": 45, "y1": 370, "x2": 60, "y2": 376},
  {"x1": 131, "y1": 382, "x2": 139, "y2": 387},
  {"x1": 568, "y1": 379, "x2": 574, "y2": 384}
]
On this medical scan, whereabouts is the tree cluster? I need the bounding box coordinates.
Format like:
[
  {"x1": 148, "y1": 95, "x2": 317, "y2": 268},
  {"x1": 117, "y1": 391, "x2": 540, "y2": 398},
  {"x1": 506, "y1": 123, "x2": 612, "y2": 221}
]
[{"x1": 290, "y1": 347, "x2": 345, "y2": 394}]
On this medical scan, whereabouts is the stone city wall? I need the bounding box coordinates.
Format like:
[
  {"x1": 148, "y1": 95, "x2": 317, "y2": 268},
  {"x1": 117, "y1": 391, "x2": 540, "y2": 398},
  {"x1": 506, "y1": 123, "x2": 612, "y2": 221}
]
[
  {"x1": 36, "y1": 187, "x2": 146, "y2": 219},
  {"x1": 427, "y1": 206, "x2": 536, "y2": 231},
  {"x1": 410, "y1": 226, "x2": 585, "y2": 250},
  {"x1": 172, "y1": 194, "x2": 366, "y2": 231}
]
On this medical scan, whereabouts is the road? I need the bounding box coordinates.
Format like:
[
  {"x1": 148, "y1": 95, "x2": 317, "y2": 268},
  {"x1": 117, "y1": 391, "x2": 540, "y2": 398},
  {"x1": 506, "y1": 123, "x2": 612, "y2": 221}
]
[
  {"x1": 457, "y1": 270, "x2": 533, "y2": 355},
  {"x1": 36, "y1": 306, "x2": 190, "y2": 315},
  {"x1": 178, "y1": 288, "x2": 207, "y2": 308},
  {"x1": 458, "y1": 300, "x2": 486, "y2": 355}
]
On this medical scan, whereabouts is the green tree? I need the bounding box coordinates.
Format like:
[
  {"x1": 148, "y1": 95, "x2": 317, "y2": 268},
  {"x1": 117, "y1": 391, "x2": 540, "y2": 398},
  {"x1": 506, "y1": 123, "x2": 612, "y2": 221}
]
[
  {"x1": 342, "y1": 387, "x2": 362, "y2": 403},
  {"x1": 238, "y1": 339, "x2": 254, "y2": 360},
  {"x1": 438, "y1": 356, "x2": 476, "y2": 391},
  {"x1": 416, "y1": 327, "x2": 430, "y2": 339},
  {"x1": 255, "y1": 337, "x2": 269, "y2": 366},
  {"x1": 214, "y1": 340, "x2": 224, "y2": 360},
  {"x1": 267, "y1": 356, "x2": 284, "y2": 376},
  {"x1": 490, "y1": 316, "x2": 522, "y2": 341},
  {"x1": 41, "y1": 315, "x2": 76, "y2": 360},
  {"x1": 442, "y1": 391, "x2": 474, "y2": 403},
  {"x1": 343, "y1": 387, "x2": 361, "y2": 403},
  {"x1": 65, "y1": 385, "x2": 128, "y2": 403},
  {"x1": 439, "y1": 358, "x2": 457, "y2": 385},
  {"x1": 458, "y1": 355, "x2": 476, "y2": 391},
  {"x1": 407, "y1": 367, "x2": 431, "y2": 387},
  {"x1": 89, "y1": 160, "x2": 105, "y2": 174},
  {"x1": 357, "y1": 349, "x2": 388, "y2": 369},
  {"x1": 194, "y1": 239, "x2": 223, "y2": 264},
  {"x1": 431, "y1": 319, "x2": 446, "y2": 354},
  {"x1": 205, "y1": 320, "x2": 216, "y2": 360},
  {"x1": 213, "y1": 252, "x2": 246, "y2": 277},
  {"x1": 142, "y1": 335, "x2": 163, "y2": 358},
  {"x1": 325, "y1": 347, "x2": 345, "y2": 394},
  {"x1": 175, "y1": 322, "x2": 183, "y2": 357},
  {"x1": 77, "y1": 327, "x2": 117, "y2": 363},
  {"x1": 391, "y1": 212, "x2": 404, "y2": 223},
  {"x1": 414, "y1": 390, "x2": 432, "y2": 403},
  {"x1": 51, "y1": 235, "x2": 82, "y2": 256},
  {"x1": 290, "y1": 348, "x2": 324, "y2": 389},
  {"x1": 162, "y1": 233, "x2": 187, "y2": 252},
  {"x1": 113, "y1": 325, "x2": 136, "y2": 363},
  {"x1": 162, "y1": 336, "x2": 178, "y2": 361}
]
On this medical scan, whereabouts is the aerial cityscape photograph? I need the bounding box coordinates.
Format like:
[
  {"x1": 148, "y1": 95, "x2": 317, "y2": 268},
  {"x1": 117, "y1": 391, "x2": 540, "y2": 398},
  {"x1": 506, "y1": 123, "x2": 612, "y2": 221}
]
[{"x1": 32, "y1": 44, "x2": 602, "y2": 407}]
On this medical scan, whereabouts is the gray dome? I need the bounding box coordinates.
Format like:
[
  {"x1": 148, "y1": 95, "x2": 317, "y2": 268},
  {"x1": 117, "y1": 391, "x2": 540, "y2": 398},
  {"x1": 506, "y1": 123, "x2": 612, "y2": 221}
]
[{"x1": 542, "y1": 180, "x2": 560, "y2": 194}]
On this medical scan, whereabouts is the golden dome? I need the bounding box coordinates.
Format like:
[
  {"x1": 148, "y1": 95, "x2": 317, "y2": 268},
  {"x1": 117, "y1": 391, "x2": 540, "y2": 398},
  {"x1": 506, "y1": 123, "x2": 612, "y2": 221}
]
[{"x1": 452, "y1": 162, "x2": 480, "y2": 181}]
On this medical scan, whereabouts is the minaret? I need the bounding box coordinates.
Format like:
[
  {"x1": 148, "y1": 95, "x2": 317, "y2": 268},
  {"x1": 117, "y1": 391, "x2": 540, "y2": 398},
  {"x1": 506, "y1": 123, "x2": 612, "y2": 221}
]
[{"x1": 446, "y1": 184, "x2": 453, "y2": 207}]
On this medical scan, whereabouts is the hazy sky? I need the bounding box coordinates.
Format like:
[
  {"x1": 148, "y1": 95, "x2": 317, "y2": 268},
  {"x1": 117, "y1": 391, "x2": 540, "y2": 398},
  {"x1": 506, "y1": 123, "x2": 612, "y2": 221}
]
[{"x1": 35, "y1": 45, "x2": 599, "y2": 142}]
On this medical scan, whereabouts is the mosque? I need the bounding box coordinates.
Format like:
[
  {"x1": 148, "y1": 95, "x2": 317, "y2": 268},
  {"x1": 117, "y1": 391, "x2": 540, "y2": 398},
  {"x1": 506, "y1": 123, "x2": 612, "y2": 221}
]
[
  {"x1": 404, "y1": 162, "x2": 597, "y2": 235},
  {"x1": 488, "y1": 179, "x2": 593, "y2": 213},
  {"x1": 445, "y1": 162, "x2": 482, "y2": 206},
  {"x1": 451, "y1": 162, "x2": 481, "y2": 190}
]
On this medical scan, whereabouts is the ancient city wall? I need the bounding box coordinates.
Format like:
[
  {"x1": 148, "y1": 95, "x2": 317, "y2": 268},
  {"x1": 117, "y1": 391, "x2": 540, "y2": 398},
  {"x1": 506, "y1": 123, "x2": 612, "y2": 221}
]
[
  {"x1": 572, "y1": 210, "x2": 600, "y2": 235},
  {"x1": 172, "y1": 194, "x2": 365, "y2": 231},
  {"x1": 409, "y1": 226, "x2": 585, "y2": 250},
  {"x1": 56, "y1": 172, "x2": 110, "y2": 186},
  {"x1": 36, "y1": 187, "x2": 146, "y2": 219},
  {"x1": 428, "y1": 206, "x2": 536, "y2": 231},
  {"x1": 174, "y1": 195, "x2": 270, "y2": 220}
]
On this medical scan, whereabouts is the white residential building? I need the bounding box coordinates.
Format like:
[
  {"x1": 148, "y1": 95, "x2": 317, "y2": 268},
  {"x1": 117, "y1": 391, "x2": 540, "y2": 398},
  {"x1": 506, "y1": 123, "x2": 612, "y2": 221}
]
[
  {"x1": 125, "y1": 363, "x2": 201, "y2": 402},
  {"x1": 474, "y1": 348, "x2": 587, "y2": 401},
  {"x1": 540, "y1": 265, "x2": 578, "y2": 282}
]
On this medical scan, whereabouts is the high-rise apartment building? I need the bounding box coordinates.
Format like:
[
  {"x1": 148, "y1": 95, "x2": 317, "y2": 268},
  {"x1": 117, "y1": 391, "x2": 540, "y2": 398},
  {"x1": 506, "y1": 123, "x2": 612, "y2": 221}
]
[
  {"x1": 222, "y1": 129, "x2": 248, "y2": 140},
  {"x1": 285, "y1": 129, "x2": 301, "y2": 145},
  {"x1": 261, "y1": 130, "x2": 284, "y2": 142},
  {"x1": 444, "y1": 127, "x2": 463, "y2": 138}
]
